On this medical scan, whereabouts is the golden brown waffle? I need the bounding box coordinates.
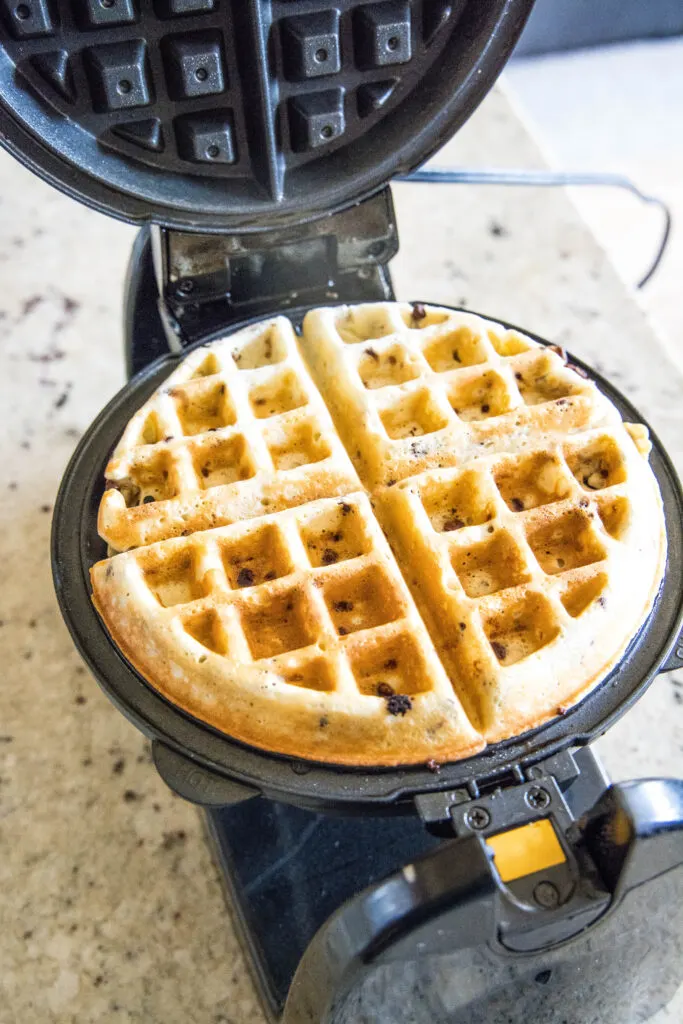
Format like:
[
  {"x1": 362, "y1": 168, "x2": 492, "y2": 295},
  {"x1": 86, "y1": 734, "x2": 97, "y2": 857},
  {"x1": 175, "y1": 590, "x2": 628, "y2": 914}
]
[
  {"x1": 92, "y1": 493, "x2": 481, "y2": 765},
  {"x1": 376, "y1": 426, "x2": 664, "y2": 739},
  {"x1": 300, "y1": 303, "x2": 621, "y2": 487},
  {"x1": 92, "y1": 304, "x2": 666, "y2": 766},
  {"x1": 99, "y1": 317, "x2": 360, "y2": 551}
]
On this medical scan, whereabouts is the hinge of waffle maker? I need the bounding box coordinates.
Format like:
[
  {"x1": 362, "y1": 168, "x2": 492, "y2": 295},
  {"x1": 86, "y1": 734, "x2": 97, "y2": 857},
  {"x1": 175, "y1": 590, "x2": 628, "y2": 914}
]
[
  {"x1": 151, "y1": 187, "x2": 398, "y2": 350},
  {"x1": 414, "y1": 747, "x2": 614, "y2": 950}
]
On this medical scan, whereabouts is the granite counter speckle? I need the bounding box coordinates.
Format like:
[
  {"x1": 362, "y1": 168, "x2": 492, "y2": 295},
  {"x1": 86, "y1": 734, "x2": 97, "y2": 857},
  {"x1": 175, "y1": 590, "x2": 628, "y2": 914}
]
[{"x1": 0, "y1": 86, "x2": 680, "y2": 1023}]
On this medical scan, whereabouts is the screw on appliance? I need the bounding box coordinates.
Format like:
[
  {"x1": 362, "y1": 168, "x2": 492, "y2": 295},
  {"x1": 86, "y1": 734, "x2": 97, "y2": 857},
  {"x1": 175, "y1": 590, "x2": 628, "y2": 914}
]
[{"x1": 465, "y1": 806, "x2": 491, "y2": 830}]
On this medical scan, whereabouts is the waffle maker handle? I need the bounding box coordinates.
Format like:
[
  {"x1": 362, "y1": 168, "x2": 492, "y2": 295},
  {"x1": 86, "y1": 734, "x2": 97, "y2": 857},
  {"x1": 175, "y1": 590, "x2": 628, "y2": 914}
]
[{"x1": 283, "y1": 776, "x2": 683, "y2": 1024}]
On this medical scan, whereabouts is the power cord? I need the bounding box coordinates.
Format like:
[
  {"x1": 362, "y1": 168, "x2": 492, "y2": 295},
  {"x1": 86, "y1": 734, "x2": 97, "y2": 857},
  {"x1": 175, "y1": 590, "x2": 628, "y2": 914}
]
[{"x1": 398, "y1": 168, "x2": 671, "y2": 289}]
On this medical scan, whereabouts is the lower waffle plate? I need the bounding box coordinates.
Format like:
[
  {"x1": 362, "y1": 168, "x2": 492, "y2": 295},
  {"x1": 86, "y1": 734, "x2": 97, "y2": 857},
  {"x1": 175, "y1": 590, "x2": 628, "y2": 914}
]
[{"x1": 52, "y1": 305, "x2": 683, "y2": 811}]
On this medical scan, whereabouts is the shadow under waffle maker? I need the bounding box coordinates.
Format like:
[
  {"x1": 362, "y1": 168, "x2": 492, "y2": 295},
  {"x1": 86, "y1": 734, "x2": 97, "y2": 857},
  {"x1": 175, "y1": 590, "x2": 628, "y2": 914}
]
[{"x1": 0, "y1": 0, "x2": 679, "y2": 1020}]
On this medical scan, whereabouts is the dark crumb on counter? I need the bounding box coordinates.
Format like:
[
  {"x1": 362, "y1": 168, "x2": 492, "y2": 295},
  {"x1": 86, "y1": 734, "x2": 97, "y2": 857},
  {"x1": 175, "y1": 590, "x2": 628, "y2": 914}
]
[
  {"x1": 411, "y1": 302, "x2": 426, "y2": 321},
  {"x1": 112, "y1": 758, "x2": 125, "y2": 775},
  {"x1": 338, "y1": 626, "x2": 348, "y2": 636},
  {"x1": 75, "y1": 666, "x2": 85, "y2": 676},
  {"x1": 236, "y1": 568, "x2": 254, "y2": 587},
  {"x1": 8, "y1": 482, "x2": 16, "y2": 490},
  {"x1": 28, "y1": 618, "x2": 37, "y2": 629},
  {"x1": 123, "y1": 789, "x2": 140, "y2": 802},
  {"x1": 82, "y1": 758, "x2": 92, "y2": 767},
  {"x1": 674, "y1": 691, "x2": 683, "y2": 706},
  {"x1": 173, "y1": 911, "x2": 182, "y2": 922},
  {"x1": 376, "y1": 682, "x2": 394, "y2": 697},
  {"x1": 24, "y1": 651, "x2": 33, "y2": 661},
  {"x1": 40, "y1": 504, "x2": 51, "y2": 513},
  {"x1": 386, "y1": 693, "x2": 412, "y2": 716},
  {"x1": 597, "y1": 596, "x2": 606, "y2": 608},
  {"x1": 63, "y1": 296, "x2": 80, "y2": 315},
  {"x1": 162, "y1": 829, "x2": 187, "y2": 851},
  {"x1": 489, "y1": 221, "x2": 508, "y2": 238},
  {"x1": 23, "y1": 930, "x2": 33, "y2": 941},
  {"x1": 69, "y1": 923, "x2": 78, "y2": 933},
  {"x1": 365, "y1": 347, "x2": 379, "y2": 361},
  {"x1": 319, "y1": 716, "x2": 328, "y2": 728},
  {"x1": 511, "y1": 498, "x2": 524, "y2": 512},
  {"x1": 29, "y1": 346, "x2": 65, "y2": 364},
  {"x1": 491, "y1": 641, "x2": 507, "y2": 661},
  {"x1": 20, "y1": 441, "x2": 30, "y2": 450},
  {"x1": 321, "y1": 548, "x2": 338, "y2": 565},
  {"x1": 54, "y1": 386, "x2": 71, "y2": 410},
  {"x1": 339, "y1": 502, "x2": 352, "y2": 515},
  {"x1": 333, "y1": 600, "x2": 353, "y2": 613},
  {"x1": 74, "y1": 694, "x2": 86, "y2": 705},
  {"x1": 21, "y1": 295, "x2": 43, "y2": 318},
  {"x1": 426, "y1": 759, "x2": 441, "y2": 773},
  {"x1": 443, "y1": 517, "x2": 464, "y2": 531},
  {"x1": 152, "y1": 802, "x2": 161, "y2": 812},
  {"x1": 0, "y1": 736, "x2": 13, "y2": 743}
]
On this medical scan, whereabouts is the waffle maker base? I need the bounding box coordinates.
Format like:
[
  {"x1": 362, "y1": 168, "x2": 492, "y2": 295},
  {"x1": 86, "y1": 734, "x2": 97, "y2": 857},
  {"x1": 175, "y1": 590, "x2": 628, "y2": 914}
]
[{"x1": 52, "y1": 303, "x2": 683, "y2": 815}]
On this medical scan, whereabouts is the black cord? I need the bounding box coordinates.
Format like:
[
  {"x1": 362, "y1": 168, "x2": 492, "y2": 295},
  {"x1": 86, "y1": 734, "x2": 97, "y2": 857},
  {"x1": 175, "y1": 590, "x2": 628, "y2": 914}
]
[{"x1": 398, "y1": 168, "x2": 671, "y2": 289}]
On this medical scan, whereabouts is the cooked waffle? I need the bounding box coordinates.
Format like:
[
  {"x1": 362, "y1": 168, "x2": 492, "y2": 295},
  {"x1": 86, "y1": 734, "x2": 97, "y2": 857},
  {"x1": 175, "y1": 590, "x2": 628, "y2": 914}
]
[
  {"x1": 99, "y1": 317, "x2": 359, "y2": 551},
  {"x1": 91, "y1": 304, "x2": 666, "y2": 766},
  {"x1": 376, "y1": 426, "x2": 664, "y2": 739},
  {"x1": 92, "y1": 492, "x2": 481, "y2": 765},
  {"x1": 300, "y1": 303, "x2": 621, "y2": 487}
]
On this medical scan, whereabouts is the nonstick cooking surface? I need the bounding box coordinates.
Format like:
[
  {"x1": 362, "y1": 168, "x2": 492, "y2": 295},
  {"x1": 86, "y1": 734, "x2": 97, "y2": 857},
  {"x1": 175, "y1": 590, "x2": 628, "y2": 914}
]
[
  {"x1": 0, "y1": 1, "x2": 533, "y2": 229},
  {"x1": 52, "y1": 306, "x2": 683, "y2": 811}
]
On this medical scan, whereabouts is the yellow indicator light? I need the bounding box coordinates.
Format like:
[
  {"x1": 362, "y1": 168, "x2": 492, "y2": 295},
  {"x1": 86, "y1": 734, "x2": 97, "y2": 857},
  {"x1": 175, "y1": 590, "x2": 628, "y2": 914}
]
[{"x1": 487, "y1": 819, "x2": 566, "y2": 883}]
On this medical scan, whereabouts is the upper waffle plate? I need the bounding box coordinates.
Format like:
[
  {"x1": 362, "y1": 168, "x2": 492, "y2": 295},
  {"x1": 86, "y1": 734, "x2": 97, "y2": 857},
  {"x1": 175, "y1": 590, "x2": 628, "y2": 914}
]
[
  {"x1": 91, "y1": 304, "x2": 666, "y2": 765},
  {"x1": 0, "y1": 1, "x2": 533, "y2": 228}
]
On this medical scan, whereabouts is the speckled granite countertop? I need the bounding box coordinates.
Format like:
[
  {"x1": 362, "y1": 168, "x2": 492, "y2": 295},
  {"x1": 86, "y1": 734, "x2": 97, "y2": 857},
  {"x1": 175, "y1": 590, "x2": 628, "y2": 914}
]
[{"x1": 0, "y1": 86, "x2": 681, "y2": 1024}]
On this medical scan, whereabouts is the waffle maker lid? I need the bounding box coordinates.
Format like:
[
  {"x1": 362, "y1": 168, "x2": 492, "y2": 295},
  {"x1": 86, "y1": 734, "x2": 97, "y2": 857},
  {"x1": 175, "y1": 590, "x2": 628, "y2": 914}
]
[{"x1": 0, "y1": 0, "x2": 533, "y2": 231}]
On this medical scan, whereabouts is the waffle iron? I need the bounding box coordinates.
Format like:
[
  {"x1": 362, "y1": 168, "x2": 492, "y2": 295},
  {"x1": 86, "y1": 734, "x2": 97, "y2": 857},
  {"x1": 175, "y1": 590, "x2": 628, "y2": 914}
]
[{"x1": 1, "y1": 0, "x2": 680, "y2": 1020}]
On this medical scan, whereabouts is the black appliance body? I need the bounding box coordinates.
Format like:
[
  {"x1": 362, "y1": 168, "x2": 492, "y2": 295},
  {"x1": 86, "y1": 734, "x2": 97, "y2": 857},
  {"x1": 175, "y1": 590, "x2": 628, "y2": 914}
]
[
  {"x1": 0, "y1": 0, "x2": 679, "y2": 1020},
  {"x1": 51, "y1": 210, "x2": 683, "y2": 1020}
]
